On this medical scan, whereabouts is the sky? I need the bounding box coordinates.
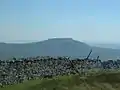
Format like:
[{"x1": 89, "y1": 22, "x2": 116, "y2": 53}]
[{"x1": 0, "y1": 0, "x2": 120, "y2": 43}]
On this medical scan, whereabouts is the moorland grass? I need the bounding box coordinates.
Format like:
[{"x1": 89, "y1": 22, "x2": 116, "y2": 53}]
[{"x1": 1, "y1": 72, "x2": 120, "y2": 90}]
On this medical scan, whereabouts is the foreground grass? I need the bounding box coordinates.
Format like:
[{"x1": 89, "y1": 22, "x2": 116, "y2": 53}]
[{"x1": 1, "y1": 72, "x2": 120, "y2": 90}]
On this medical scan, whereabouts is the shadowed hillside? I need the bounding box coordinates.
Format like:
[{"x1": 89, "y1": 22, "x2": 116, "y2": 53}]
[
  {"x1": 1, "y1": 72, "x2": 120, "y2": 90},
  {"x1": 0, "y1": 38, "x2": 120, "y2": 60}
]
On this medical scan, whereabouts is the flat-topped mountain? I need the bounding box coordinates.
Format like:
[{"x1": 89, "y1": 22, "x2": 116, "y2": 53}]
[{"x1": 0, "y1": 38, "x2": 120, "y2": 60}]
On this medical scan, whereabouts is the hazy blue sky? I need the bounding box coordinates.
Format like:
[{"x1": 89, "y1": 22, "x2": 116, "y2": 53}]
[{"x1": 0, "y1": 0, "x2": 120, "y2": 43}]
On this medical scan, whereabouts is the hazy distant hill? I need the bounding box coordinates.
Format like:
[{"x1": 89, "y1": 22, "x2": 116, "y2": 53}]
[
  {"x1": 89, "y1": 43, "x2": 120, "y2": 49},
  {"x1": 0, "y1": 38, "x2": 120, "y2": 60}
]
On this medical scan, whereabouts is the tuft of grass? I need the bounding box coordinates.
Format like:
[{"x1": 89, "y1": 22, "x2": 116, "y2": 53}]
[{"x1": 1, "y1": 72, "x2": 120, "y2": 90}]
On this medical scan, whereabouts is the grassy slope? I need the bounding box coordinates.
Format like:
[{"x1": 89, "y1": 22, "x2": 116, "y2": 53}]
[{"x1": 1, "y1": 73, "x2": 120, "y2": 90}]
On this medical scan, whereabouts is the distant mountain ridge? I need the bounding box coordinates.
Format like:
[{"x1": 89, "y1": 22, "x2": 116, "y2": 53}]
[
  {"x1": 0, "y1": 38, "x2": 120, "y2": 60},
  {"x1": 89, "y1": 43, "x2": 120, "y2": 49}
]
